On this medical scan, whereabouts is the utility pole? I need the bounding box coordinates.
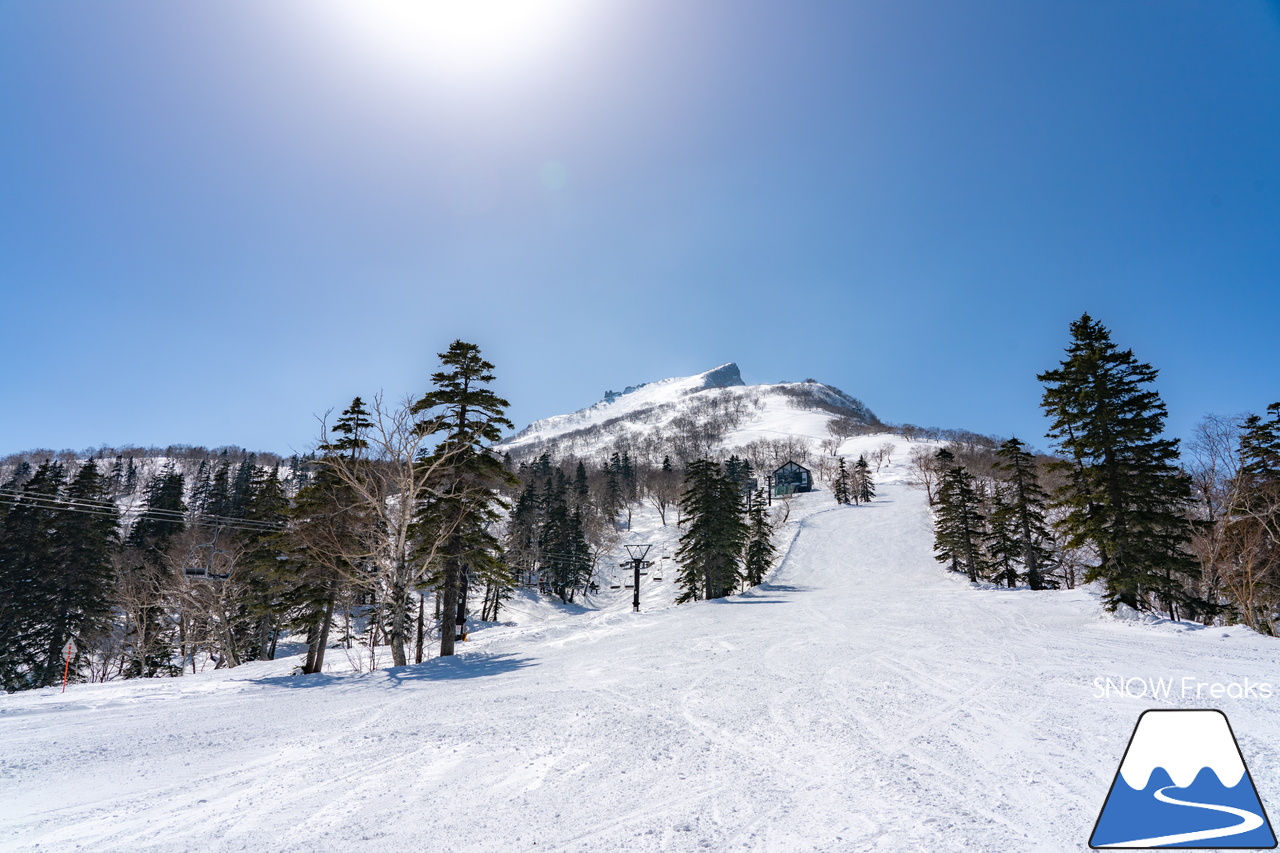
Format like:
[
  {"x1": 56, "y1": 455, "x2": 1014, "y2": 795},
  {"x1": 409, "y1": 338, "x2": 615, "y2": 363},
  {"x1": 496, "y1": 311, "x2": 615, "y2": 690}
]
[{"x1": 623, "y1": 544, "x2": 653, "y2": 612}]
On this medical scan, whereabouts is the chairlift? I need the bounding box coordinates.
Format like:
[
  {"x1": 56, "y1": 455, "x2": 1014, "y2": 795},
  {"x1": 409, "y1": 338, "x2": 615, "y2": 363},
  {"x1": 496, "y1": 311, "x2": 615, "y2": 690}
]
[{"x1": 182, "y1": 565, "x2": 228, "y2": 581}]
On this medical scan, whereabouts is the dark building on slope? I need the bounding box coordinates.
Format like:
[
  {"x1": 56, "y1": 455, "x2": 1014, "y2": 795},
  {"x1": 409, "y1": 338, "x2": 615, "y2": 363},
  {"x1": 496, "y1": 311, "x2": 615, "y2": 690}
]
[{"x1": 772, "y1": 461, "x2": 812, "y2": 496}]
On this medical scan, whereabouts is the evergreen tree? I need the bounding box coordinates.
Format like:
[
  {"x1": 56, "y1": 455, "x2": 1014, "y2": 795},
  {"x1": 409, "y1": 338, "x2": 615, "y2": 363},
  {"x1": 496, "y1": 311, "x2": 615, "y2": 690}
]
[
  {"x1": 36, "y1": 462, "x2": 120, "y2": 687},
  {"x1": 986, "y1": 485, "x2": 1021, "y2": 588},
  {"x1": 1039, "y1": 314, "x2": 1200, "y2": 614},
  {"x1": 1237, "y1": 403, "x2": 1280, "y2": 514},
  {"x1": 934, "y1": 466, "x2": 988, "y2": 582},
  {"x1": 993, "y1": 438, "x2": 1056, "y2": 590},
  {"x1": 618, "y1": 451, "x2": 636, "y2": 502},
  {"x1": 123, "y1": 457, "x2": 138, "y2": 496},
  {"x1": 505, "y1": 481, "x2": 542, "y2": 582},
  {"x1": 534, "y1": 452, "x2": 553, "y2": 482},
  {"x1": 1223, "y1": 402, "x2": 1280, "y2": 630},
  {"x1": 190, "y1": 460, "x2": 212, "y2": 515},
  {"x1": 574, "y1": 460, "x2": 590, "y2": 507},
  {"x1": 601, "y1": 458, "x2": 623, "y2": 525},
  {"x1": 122, "y1": 465, "x2": 185, "y2": 678},
  {"x1": 228, "y1": 454, "x2": 257, "y2": 519},
  {"x1": 832, "y1": 458, "x2": 851, "y2": 505},
  {"x1": 321, "y1": 397, "x2": 374, "y2": 458},
  {"x1": 412, "y1": 341, "x2": 517, "y2": 657},
  {"x1": 0, "y1": 462, "x2": 66, "y2": 691},
  {"x1": 854, "y1": 455, "x2": 875, "y2": 504},
  {"x1": 238, "y1": 466, "x2": 291, "y2": 661},
  {"x1": 127, "y1": 465, "x2": 186, "y2": 552},
  {"x1": 0, "y1": 460, "x2": 117, "y2": 689},
  {"x1": 286, "y1": 427, "x2": 369, "y2": 675},
  {"x1": 205, "y1": 460, "x2": 232, "y2": 519},
  {"x1": 109, "y1": 456, "x2": 125, "y2": 497},
  {"x1": 742, "y1": 490, "x2": 775, "y2": 587},
  {"x1": 0, "y1": 462, "x2": 32, "y2": 531},
  {"x1": 675, "y1": 460, "x2": 748, "y2": 602},
  {"x1": 538, "y1": 484, "x2": 592, "y2": 603}
]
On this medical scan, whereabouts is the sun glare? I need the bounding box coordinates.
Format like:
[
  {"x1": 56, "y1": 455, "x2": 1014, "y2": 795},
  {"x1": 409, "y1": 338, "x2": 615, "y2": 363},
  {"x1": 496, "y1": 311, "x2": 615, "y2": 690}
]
[{"x1": 324, "y1": 0, "x2": 592, "y2": 80}]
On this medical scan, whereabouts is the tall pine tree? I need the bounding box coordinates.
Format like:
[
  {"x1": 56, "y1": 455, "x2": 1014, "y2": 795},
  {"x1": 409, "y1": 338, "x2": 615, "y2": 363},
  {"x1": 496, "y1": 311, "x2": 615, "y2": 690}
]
[
  {"x1": 675, "y1": 460, "x2": 748, "y2": 602},
  {"x1": 933, "y1": 466, "x2": 988, "y2": 582},
  {"x1": 1039, "y1": 314, "x2": 1200, "y2": 614},
  {"x1": 832, "y1": 458, "x2": 851, "y2": 505},
  {"x1": 0, "y1": 462, "x2": 66, "y2": 691},
  {"x1": 992, "y1": 438, "x2": 1055, "y2": 590},
  {"x1": 742, "y1": 490, "x2": 776, "y2": 587},
  {"x1": 854, "y1": 455, "x2": 875, "y2": 505},
  {"x1": 413, "y1": 341, "x2": 517, "y2": 657},
  {"x1": 37, "y1": 462, "x2": 119, "y2": 687}
]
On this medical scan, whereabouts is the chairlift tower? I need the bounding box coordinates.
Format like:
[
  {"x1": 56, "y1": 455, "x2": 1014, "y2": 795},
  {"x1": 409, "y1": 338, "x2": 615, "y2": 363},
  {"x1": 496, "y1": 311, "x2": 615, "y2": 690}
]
[{"x1": 623, "y1": 544, "x2": 653, "y2": 612}]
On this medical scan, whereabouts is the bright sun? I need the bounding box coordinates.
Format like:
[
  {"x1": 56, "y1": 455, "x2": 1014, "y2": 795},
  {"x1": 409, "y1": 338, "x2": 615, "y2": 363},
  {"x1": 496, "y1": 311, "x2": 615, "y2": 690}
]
[{"x1": 324, "y1": 0, "x2": 592, "y2": 79}]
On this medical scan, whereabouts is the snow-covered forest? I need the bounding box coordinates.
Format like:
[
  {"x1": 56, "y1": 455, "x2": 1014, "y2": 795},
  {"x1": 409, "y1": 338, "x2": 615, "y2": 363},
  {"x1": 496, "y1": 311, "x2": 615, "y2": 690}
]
[{"x1": 2, "y1": 317, "x2": 1279, "y2": 851}]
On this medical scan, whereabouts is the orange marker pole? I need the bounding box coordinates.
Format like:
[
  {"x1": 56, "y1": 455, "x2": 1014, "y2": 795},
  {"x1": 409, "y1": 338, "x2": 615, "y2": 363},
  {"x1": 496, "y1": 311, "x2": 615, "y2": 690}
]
[{"x1": 61, "y1": 640, "x2": 72, "y2": 693}]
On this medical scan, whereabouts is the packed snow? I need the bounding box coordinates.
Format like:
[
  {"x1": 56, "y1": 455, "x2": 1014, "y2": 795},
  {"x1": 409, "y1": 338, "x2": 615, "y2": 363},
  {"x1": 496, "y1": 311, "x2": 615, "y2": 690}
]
[{"x1": 4, "y1": 444, "x2": 1279, "y2": 852}]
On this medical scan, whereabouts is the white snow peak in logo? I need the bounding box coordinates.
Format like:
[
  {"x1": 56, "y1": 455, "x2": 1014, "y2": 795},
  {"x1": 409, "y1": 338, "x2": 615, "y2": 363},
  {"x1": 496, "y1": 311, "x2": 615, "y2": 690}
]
[{"x1": 1091, "y1": 710, "x2": 1276, "y2": 849}]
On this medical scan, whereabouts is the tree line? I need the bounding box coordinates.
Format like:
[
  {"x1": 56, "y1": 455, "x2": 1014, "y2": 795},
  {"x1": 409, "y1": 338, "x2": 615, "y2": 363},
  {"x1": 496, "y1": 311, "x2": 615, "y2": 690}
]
[
  {"x1": 0, "y1": 341, "x2": 516, "y2": 689},
  {"x1": 918, "y1": 313, "x2": 1280, "y2": 632},
  {"x1": 0, "y1": 341, "x2": 797, "y2": 692}
]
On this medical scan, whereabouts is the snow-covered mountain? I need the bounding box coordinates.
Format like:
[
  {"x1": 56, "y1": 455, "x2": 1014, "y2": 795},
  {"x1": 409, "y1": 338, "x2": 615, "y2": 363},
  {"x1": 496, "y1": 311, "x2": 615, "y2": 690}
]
[
  {"x1": 500, "y1": 362, "x2": 880, "y2": 462},
  {"x1": 6, "y1": 368, "x2": 1280, "y2": 852}
]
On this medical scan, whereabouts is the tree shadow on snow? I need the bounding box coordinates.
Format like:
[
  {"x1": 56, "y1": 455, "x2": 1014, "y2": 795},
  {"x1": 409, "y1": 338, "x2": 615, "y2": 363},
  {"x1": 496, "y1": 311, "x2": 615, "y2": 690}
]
[
  {"x1": 753, "y1": 584, "x2": 810, "y2": 593},
  {"x1": 712, "y1": 583, "x2": 808, "y2": 605},
  {"x1": 253, "y1": 653, "x2": 535, "y2": 690},
  {"x1": 383, "y1": 653, "x2": 536, "y2": 683}
]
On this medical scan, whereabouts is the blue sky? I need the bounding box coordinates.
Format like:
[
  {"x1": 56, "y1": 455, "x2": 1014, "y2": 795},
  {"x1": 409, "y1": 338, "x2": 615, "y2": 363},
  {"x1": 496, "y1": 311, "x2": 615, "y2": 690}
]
[{"x1": 3, "y1": 0, "x2": 1278, "y2": 457}]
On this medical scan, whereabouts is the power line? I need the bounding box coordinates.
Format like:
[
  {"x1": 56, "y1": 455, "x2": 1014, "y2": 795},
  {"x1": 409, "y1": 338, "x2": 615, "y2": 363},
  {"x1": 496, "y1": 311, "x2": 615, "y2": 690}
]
[{"x1": 0, "y1": 492, "x2": 285, "y2": 535}]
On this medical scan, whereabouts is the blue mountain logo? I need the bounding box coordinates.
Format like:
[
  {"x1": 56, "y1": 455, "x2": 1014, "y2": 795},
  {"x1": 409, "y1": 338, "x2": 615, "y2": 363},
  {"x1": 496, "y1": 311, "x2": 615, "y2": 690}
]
[{"x1": 1091, "y1": 710, "x2": 1276, "y2": 849}]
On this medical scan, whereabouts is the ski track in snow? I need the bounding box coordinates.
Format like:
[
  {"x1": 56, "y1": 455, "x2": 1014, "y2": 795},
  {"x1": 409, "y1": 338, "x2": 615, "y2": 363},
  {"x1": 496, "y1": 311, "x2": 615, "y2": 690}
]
[{"x1": 3, "y1": 480, "x2": 1280, "y2": 851}]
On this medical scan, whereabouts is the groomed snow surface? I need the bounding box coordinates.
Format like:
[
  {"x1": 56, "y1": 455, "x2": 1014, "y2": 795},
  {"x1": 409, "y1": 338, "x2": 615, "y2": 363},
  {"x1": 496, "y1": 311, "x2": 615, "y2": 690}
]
[{"x1": 4, "y1": 452, "x2": 1280, "y2": 852}]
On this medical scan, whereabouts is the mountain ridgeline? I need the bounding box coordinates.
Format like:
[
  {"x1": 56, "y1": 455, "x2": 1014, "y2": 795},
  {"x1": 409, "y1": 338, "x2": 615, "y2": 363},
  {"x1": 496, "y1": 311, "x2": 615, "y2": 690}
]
[{"x1": 499, "y1": 362, "x2": 881, "y2": 465}]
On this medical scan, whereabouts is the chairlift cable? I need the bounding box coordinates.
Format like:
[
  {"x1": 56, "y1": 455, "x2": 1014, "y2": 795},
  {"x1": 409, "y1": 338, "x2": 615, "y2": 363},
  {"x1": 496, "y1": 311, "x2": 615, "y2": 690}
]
[
  {"x1": 0, "y1": 487, "x2": 284, "y2": 527},
  {"x1": 0, "y1": 497, "x2": 284, "y2": 534}
]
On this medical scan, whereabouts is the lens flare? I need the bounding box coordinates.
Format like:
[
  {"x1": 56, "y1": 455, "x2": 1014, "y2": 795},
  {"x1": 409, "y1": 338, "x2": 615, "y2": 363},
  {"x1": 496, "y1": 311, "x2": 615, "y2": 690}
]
[{"x1": 321, "y1": 0, "x2": 592, "y2": 80}]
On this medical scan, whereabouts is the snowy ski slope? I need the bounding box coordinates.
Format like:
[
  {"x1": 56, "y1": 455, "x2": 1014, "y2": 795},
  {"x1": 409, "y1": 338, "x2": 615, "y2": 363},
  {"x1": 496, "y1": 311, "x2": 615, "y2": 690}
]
[{"x1": 3, "y1": 466, "x2": 1279, "y2": 851}]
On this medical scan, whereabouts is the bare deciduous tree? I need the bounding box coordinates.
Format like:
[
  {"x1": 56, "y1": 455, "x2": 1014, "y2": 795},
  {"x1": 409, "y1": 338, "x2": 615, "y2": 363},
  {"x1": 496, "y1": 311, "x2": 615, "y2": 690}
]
[
  {"x1": 906, "y1": 446, "x2": 945, "y2": 505},
  {"x1": 873, "y1": 441, "x2": 895, "y2": 472},
  {"x1": 643, "y1": 465, "x2": 682, "y2": 526},
  {"x1": 310, "y1": 394, "x2": 469, "y2": 668}
]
